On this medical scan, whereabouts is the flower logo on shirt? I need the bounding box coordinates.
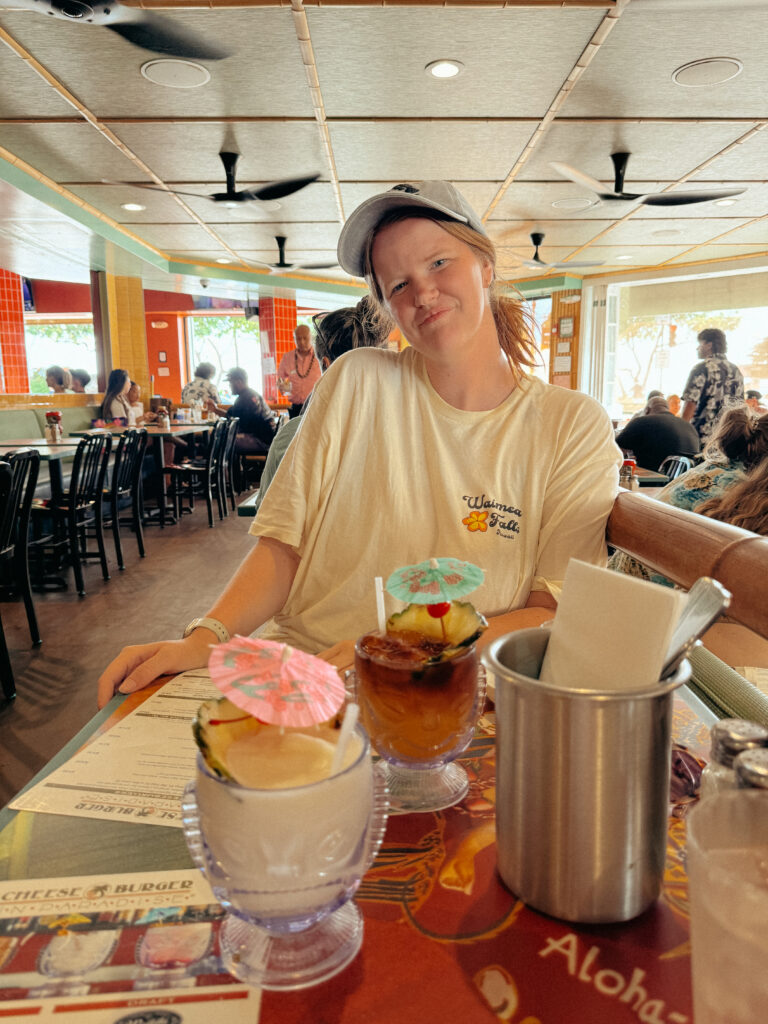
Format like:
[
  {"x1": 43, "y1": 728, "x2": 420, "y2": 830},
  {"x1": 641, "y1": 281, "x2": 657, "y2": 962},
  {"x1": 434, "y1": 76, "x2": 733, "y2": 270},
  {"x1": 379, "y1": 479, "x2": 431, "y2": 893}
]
[{"x1": 462, "y1": 511, "x2": 488, "y2": 533}]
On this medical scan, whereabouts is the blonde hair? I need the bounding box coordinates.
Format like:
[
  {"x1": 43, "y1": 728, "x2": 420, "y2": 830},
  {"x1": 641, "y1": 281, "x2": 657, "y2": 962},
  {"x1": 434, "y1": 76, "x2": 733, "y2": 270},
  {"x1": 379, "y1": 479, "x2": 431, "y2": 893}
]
[
  {"x1": 361, "y1": 210, "x2": 539, "y2": 378},
  {"x1": 697, "y1": 455, "x2": 768, "y2": 535}
]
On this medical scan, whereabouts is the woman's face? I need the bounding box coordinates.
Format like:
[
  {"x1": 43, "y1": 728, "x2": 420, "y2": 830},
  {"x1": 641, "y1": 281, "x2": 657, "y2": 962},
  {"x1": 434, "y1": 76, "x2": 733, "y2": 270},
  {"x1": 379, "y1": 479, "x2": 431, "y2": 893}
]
[
  {"x1": 371, "y1": 218, "x2": 493, "y2": 368},
  {"x1": 120, "y1": 375, "x2": 131, "y2": 395}
]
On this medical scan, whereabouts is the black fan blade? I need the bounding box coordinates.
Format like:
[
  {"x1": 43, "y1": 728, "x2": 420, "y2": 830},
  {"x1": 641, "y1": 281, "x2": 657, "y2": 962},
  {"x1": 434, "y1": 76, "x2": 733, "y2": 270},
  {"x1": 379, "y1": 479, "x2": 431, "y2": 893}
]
[
  {"x1": 239, "y1": 174, "x2": 321, "y2": 203},
  {"x1": 107, "y1": 10, "x2": 229, "y2": 61},
  {"x1": 641, "y1": 188, "x2": 747, "y2": 207}
]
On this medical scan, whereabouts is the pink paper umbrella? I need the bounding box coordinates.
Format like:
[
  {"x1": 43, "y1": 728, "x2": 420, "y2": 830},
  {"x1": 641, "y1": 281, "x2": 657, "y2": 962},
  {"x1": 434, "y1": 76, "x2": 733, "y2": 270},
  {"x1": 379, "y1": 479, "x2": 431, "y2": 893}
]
[{"x1": 208, "y1": 636, "x2": 345, "y2": 727}]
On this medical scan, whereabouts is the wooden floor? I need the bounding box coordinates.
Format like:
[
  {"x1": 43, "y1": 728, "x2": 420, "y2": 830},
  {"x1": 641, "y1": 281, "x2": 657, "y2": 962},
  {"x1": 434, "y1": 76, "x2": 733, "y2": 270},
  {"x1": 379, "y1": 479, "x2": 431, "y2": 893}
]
[{"x1": 0, "y1": 501, "x2": 256, "y2": 808}]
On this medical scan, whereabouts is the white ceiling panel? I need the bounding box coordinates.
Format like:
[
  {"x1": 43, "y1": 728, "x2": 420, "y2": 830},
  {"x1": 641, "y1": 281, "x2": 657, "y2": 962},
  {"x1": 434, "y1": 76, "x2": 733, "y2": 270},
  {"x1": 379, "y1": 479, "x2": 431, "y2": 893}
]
[
  {"x1": 330, "y1": 123, "x2": 534, "y2": 181},
  {"x1": 0, "y1": 10, "x2": 313, "y2": 119},
  {"x1": 0, "y1": 124, "x2": 145, "y2": 184},
  {"x1": 722, "y1": 221, "x2": 768, "y2": 244},
  {"x1": 309, "y1": 8, "x2": 603, "y2": 118},
  {"x1": 564, "y1": 4, "x2": 768, "y2": 119},
  {"x1": 111, "y1": 123, "x2": 326, "y2": 186}
]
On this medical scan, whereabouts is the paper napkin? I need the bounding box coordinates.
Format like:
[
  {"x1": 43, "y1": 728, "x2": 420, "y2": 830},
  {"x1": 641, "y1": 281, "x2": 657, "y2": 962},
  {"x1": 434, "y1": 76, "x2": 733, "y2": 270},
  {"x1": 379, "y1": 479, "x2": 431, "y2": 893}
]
[{"x1": 539, "y1": 559, "x2": 686, "y2": 691}]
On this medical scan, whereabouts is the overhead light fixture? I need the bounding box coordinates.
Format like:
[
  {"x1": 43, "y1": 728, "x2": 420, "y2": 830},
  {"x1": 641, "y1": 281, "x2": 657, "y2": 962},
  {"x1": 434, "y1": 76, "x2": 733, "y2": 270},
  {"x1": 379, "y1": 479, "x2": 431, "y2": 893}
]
[
  {"x1": 672, "y1": 57, "x2": 743, "y2": 88},
  {"x1": 551, "y1": 197, "x2": 595, "y2": 211},
  {"x1": 715, "y1": 198, "x2": 738, "y2": 207},
  {"x1": 615, "y1": 254, "x2": 633, "y2": 261},
  {"x1": 425, "y1": 59, "x2": 464, "y2": 79},
  {"x1": 140, "y1": 59, "x2": 211, "y2": 89},
  {"x1": 652, "y1": 229, "x2": 681, "y2": 238},
  {"x1": 121, "y1": 202, "x2": 145, "y2": 212},
  {"x1": 216, "y1": 258, "x2": 233, "y2": 264}
]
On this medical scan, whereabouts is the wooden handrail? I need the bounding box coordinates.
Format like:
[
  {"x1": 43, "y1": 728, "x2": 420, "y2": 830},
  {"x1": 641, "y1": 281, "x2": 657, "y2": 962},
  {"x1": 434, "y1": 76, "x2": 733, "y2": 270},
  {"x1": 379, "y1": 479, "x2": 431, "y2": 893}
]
[{"x1": 607, "y1": 491, "x2": 768, "y2": 640}]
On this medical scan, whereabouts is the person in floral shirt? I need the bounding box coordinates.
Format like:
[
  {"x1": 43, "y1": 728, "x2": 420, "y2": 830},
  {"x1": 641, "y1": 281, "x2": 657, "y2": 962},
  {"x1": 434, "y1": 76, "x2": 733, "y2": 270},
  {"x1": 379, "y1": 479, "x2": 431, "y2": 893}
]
[{"x1": 681, "y1": 328, "x2": 744, "y2": 444}]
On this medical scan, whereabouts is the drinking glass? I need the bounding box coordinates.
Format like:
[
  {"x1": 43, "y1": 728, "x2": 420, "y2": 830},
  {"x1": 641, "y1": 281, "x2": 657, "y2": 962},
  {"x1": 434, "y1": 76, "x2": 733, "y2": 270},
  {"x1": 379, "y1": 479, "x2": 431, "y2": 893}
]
[
  {"x1": 181, "y1": 723, "x2": 388, "y2": 991},
  {"x1": 687, "y1": 790, "x2": 768, "y2": 1024},
  {"x1": 353, "y1": 636, "x2": 485, "y2": 813}
]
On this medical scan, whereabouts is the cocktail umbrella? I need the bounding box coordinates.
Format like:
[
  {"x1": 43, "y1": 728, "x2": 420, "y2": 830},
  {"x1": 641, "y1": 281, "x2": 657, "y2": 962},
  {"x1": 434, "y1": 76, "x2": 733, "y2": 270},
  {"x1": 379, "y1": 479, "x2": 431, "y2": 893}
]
[
  {"x1": 385, "y1": 557, "x2": 484, "y2": 605},
  {"x1": 208, "y1": 636, "x2": 345, "y2": 728}
]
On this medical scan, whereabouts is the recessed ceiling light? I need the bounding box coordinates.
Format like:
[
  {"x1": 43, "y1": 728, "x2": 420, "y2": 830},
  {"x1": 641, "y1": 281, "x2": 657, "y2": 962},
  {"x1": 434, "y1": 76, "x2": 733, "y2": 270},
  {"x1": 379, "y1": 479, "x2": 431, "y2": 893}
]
[
  {"x1": 121, "y1": 202, "x2": 145, "y2": 212},
  {"x1": 672, "y1": 57, "x2": 743, "y2": 88},
  {"x1": 140, "y1": 59, "x2": 211, "y2": 89},
  {"x1": 216, "y1": 258, "x2": 233, "y2": 264},
  {"x1": 715, "y1": 198, "x2": 738, "y2": 207},
  {"x1": 425, "y1": 59, "x2": 464, "y2": 79},
  {"x1": 651, "y1": 228, "x2": 681, "y2": 238},
  {"x1": 615, "y1": 254, "x2": 633, "y2": 261},
  {"x1": 551, "y1": 197, "x2": 595, "y2": 211}
]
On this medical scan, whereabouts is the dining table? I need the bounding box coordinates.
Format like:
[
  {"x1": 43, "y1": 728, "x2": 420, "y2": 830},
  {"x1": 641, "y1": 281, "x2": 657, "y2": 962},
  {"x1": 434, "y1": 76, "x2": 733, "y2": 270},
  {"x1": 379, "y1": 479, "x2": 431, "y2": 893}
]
[
  {"x1": 69, "y1": 422, "x2": 215, "y2": 526},
  {"x1": 0, "y1": 438, "x2": 80, "y2": 506},
  {"x1": 630, "y1": 466, "x2": 671, "y2": 488},
  {"x1": 0, "y1": 660, "x2": 715, "y2": 1024}
]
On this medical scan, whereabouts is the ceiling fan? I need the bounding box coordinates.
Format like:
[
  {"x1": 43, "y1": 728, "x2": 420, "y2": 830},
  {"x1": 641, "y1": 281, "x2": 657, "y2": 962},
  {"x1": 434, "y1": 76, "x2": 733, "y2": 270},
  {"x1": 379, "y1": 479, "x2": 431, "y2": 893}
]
[
  {"x1": 261, "y1": 236, "x2": 339, "y2": 274},
  {"x1": 117, "y1": 152, "x2": 321, "y2": 205},
  {"x1": 0, "y1": 0, "x2": 229, "y2": 60},
  {"x1": 550, "y1": 152, "x2": 746, "y2": 207},
  {"x1": 522, "y1": 232, "x2": 605, "y2": 270}
]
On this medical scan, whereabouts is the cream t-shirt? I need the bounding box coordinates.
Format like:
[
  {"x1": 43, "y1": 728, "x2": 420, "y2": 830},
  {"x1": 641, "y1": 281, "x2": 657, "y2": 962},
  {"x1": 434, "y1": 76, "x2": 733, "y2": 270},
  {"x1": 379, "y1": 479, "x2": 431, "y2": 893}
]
[{"x1": 251, "y1": 347, "x2": 621, "y2": 653}]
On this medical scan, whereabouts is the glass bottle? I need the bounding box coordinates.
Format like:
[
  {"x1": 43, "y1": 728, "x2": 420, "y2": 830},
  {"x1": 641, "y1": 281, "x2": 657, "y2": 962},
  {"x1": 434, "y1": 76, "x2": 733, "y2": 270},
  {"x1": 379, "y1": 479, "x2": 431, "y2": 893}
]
[
  {"x1": 735, "y1": 748, "x2": 768, "y2": 790},
  {"x1": 699, "y1": 719, "x2": 768, "y2": 799}
]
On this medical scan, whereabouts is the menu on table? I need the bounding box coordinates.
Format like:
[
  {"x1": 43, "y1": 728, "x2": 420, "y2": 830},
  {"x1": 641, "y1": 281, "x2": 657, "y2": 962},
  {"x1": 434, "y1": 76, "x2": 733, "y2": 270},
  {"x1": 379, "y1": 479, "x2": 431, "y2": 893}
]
[
  {"x1": 10, "y1": 672, "x2": 217, "y2": 828},
  {"x1": 0, "y1": 868, "x2": 260, "y2": 1022}
]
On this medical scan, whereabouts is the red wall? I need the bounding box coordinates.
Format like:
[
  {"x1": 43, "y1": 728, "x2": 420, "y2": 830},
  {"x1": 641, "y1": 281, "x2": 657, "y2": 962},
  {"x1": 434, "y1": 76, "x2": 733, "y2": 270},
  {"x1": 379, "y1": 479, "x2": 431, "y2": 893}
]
[
  {"x1": 32, "y1": 280, "x2": 92, "y2": 314},
  {"x1": 145, "y1": 313, "x2": 186, "y2": 404}
]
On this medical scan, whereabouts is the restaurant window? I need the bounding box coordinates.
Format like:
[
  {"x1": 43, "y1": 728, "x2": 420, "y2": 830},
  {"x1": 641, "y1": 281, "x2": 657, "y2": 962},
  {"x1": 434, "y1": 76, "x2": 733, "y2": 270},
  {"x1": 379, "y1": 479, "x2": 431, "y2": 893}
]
[
  {"x1": 24, "y1": 315, "x2": 98, "y2": 394},
  {"x1": 525, "y1": 296, "x2": 552, "y2": 384},
  {"x1": 187, "y1": 314, "x2": 263, "y2": 399},
  {"x1": 602, "y1": 280, "x2": 768, "y2": 422}
]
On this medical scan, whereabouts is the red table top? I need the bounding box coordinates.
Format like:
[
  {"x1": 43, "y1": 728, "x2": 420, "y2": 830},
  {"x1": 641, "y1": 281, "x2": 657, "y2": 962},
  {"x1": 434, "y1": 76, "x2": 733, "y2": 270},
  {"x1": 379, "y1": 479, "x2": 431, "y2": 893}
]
[{"x1": 257, "y1": 700, "x2": 708, "y2": 1024}]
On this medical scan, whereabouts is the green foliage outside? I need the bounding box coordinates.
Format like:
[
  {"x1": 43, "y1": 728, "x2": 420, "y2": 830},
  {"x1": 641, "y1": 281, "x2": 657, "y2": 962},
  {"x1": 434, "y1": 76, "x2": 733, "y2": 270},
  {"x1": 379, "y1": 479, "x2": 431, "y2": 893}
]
[
  {"x1": 188, "y1": 315, "x2": 262, "y2": 397},
  {"x1": 24, "y1": 322, "x2": 98, "y2": 394}
]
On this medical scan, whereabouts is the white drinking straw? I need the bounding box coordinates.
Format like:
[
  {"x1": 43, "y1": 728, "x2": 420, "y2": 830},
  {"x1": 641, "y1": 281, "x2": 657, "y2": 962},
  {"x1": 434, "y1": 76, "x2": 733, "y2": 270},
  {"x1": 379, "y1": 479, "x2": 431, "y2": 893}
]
[
  {"x1": 374, "y1": 576, "x2": 386, "y2": 634},
  {"x1": 329, "y1": 702, "x2": 360, "y2": 777}
]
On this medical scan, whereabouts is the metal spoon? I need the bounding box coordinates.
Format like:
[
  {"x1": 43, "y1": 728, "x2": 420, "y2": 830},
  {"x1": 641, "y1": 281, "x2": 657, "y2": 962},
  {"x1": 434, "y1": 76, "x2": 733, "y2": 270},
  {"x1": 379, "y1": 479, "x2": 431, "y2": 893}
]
[{"x1": 661, "y1": 577, "x2": 732, "y2": 678}]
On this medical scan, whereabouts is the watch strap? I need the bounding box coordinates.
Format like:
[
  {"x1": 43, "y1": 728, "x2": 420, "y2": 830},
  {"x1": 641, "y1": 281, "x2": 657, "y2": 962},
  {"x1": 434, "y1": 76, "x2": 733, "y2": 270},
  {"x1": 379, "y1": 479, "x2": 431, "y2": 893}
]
[{"x1": 182, "y1": 617, "x2": 230, "y2": 644}]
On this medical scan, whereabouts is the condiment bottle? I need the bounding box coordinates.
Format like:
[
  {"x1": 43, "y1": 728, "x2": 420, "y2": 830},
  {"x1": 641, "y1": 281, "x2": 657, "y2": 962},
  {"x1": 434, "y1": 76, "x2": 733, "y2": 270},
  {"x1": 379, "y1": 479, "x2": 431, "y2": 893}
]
[
  {"x1": 735, "y1": 748, "x2": 768, "y2": 790},
  {"x1": 699, "y1": 719, "x2": 768, "y2": 799},
  {"x1": 619, "y1": 459, "x2": 635, "y2": 488}
]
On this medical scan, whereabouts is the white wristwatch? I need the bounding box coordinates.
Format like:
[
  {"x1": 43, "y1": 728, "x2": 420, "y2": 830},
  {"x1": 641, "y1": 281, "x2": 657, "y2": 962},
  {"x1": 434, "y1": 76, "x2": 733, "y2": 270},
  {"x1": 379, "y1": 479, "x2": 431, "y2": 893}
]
[{"x1": 182, "y1": 617, "x2": 231, "y2": 644}]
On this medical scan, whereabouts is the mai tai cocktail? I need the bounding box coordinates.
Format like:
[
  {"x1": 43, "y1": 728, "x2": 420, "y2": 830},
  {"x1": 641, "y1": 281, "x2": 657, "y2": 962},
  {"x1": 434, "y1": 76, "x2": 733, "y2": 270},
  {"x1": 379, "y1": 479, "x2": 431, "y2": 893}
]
[{"x1": 354, "y1": 598, "x2": 487, "y2": 813}]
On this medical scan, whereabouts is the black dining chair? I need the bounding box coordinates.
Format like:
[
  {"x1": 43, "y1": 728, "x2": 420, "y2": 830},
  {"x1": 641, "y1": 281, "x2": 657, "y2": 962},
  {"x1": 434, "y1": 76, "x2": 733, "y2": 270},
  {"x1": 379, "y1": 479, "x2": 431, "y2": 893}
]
[
  {"x1": 169, "y1": 418, "x2": 228, "y2": 528},
  {"x1": 0, "y1": 462, "x2": 17, "y2": 699},
  {"x1": 30, "y1": 433, "x2": 112, "y2": 597},
  {"x1": 220, "y1": 416, "x2": 240, "y2": 515},
  {"x1": 102, "y1": 428, "x2": 148, "y2": 570},
  {"x1": 658, "y1": 455, "x2": 695, "y2": 480},
  {"x1": 0, "y1": 448, "x2": 42, "y2": 651}
]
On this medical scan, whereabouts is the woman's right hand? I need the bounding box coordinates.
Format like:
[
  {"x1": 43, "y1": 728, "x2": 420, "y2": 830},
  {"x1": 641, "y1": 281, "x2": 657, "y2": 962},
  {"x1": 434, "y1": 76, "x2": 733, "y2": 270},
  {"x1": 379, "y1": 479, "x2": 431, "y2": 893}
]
[{"x1": 96, "y1": 634, "x2": 212, "y2": 709}]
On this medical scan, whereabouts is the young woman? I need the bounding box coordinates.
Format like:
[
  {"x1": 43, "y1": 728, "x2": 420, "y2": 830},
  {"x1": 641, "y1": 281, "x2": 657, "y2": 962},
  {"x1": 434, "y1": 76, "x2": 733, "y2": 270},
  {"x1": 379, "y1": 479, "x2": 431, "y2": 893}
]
[
  {"x1": 98, "y1": 181, "x2": 621, "y2": 707},
  {"x1": 101, "y1": 369, "x2": 133, "y2": 423}
]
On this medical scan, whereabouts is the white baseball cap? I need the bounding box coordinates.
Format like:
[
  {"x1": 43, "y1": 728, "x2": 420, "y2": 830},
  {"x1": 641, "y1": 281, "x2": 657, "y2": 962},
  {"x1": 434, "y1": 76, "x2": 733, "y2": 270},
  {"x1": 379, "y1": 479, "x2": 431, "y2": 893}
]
[{"x1": 337, "y1": 181, "x2": 488, "y2": 279}]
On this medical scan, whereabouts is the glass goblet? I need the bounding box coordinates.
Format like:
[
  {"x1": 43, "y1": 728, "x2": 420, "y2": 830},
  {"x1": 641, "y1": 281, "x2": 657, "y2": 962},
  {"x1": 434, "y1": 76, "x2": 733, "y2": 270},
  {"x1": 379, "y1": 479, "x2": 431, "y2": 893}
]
[
  {"x1": 353, "y1": 637, "x2": 486, "y2": 814},
  {"x1": 181, "y1": 723, "x2": 388, "y2": 991}
]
